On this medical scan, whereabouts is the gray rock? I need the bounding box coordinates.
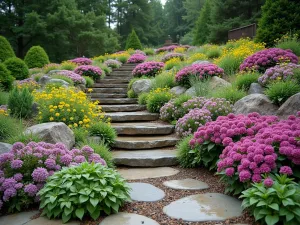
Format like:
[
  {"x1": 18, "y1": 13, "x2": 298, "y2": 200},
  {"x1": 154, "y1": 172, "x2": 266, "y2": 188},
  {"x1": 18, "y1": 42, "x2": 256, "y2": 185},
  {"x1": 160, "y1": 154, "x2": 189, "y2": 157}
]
[
  {"x1": 192, "y1": 60, "x2": 210, "y2": 65},
  {"x1": 117, "y1": 167, "x2": 179, "y2": 180},
  {"x1": 0, "y1": 142, "x2": 12, "y2": 154},
  {"x1": 99, "y1": 213, "x2": 160, "y2": 225},
  {"x1": 163, "y1": 179, "x2": 209, "y2": 190},
  {"x1": 185, "y1": 87, "x2": 196, "y2": 97},
  {"x1": 170, "y1": 86, "x2": 187, "y2": 96},
  {"x1": 129, "y1": 183, "x2": 165, "y2": 202},
  {"x1": 49, "y1": 78, "x2": 70, "y2": 87},
  {"x1": 39, "y1": 75, "x2": 51, "y2": 86},
  {"x1": 25, "y1": 122, "x2": 75, "y2": 149},
  {"x1": 234, "y1": 94, "x2": 278, "y2": 115},
  {"x1": 163, "y1": 193, "x2": 243, "y2": 222},
  {"x1": 0, "y1": 210, "x2": 39, "y2": 225},
  {"x1": 277, "y1": 92, "x2": 300, "y2": 118},
  {"x1": 76, "y1": 84, "x2": 86, "y2": 91},
  {"x1": 31, "y1": 102, "x2": 39, "y2": 116},
  {"x1": 47, "y1": 70, "x2": 64, "y2": 75},
  {"x1": 132, "y1": 79, "x2": 152, "y2": 94},
  {"x1": 209, "y1": 76, "x2": 231, "y2": 90},
  {"x1": 27, "y1": 217, "x2": 80, "y2": 225},
  {"x1": 248, "y1": 83, "x2": 264, "y2": 94}
]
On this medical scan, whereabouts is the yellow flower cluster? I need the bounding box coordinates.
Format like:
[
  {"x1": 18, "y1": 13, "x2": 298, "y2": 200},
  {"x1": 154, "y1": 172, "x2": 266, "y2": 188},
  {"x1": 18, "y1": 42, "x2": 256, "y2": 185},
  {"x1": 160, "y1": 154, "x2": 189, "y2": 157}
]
[
  {"x1": 148, "y1": 87, "x2": 173, "y2": 98},
  {"x1": 274, "y1": 33, "x2": 299, "y2": 44},
  {"x1": 187, "y1": 53, "x2": 208, "y2": 63},
  {"x1": 60, "y1": 61, "x2": 77, "y2": 70},
  {"x1": 165, "y1": 58, "x2": 182, "y2": 70},
  {"x1": 174, "y1": 47, "x2": 186, "y2": 53},
  {"x1": 0, "y1": 109, "x2": 8, "y2": 116},
  {"x1": 17, "y1": 81, "x2": 40, "y2": 92},
  {"x1": 33, "y1": 87, "x2": 103, "y2": 129}
]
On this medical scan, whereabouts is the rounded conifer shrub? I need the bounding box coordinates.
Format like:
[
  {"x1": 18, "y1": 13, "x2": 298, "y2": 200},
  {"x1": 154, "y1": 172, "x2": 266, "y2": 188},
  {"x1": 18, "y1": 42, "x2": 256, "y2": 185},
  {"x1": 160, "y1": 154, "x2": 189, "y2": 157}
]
[
  {"x1": 125, "y1": 29, "x2": 142, "y2": 50},
  {"x1": 0, "y1": 36, "x2": 15, "y2": 62},
  {"x1": 4, "y1": 57, "x2": 29, "y2": 80},
  {"x1": 24, "y1": 46, "x2": 50, "y2": 68},
  {"x1": 0, "y1": 63, "x2": 14, "y2": 91}
]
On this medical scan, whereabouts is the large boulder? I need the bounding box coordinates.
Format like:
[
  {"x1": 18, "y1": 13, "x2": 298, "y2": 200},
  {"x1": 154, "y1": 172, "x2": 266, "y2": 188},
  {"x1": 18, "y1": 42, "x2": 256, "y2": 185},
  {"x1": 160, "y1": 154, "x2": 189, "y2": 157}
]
[
  {"x1": 209, "y1": 76, "x2": 231, "y2": 90},
  {"x1": 132, "y1": 79, "x2": 152, "y2": 94},
  {"x1": 25, "y1": 122, "x2": 75, "y2": 149},
  {"x1": 234, "y1": 94, "x2": 278, "y2": 115},
  {"x1": 248, "y1": 83, "x2": 264, "y2": 94},
  {"x1": 277, "y1": 93, "x2": 300, "y2": 118},
  {"x1": 48, "y1": 78, "x2": 69, "y2": 87},
  {"x1": 0, "y1": 142, "x2": 12, "y2": 154},
  {"x1": 185, "y1": 87, "x2": 196, "y2": 97},
  {"x1": 170, "y1": 86, "x2": 187, "y2": 96},
  {"x1": 39, "y1": 75, "x2": 51, "y2": 86}
]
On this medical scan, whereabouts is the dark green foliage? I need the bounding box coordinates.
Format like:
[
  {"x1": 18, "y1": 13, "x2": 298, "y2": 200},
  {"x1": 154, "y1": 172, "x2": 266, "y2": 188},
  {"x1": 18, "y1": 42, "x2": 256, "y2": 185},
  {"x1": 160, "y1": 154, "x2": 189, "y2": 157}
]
[
  {"x1": 265, "y1": 80, "x2": 300, "y2": 106},
  {"x1": 24, "y1": 46, "x2": 50, "y2": 68},
  {"x1": 0, "y1": 91, "x2": 9, "y2": 105},
  {"x1": 0, "y1": 114, "x2": 22, "y2": 141},
  {"x1": 83, "y1": 76, "x2": 95, "y2": 88},
  {"x1": 176, "y1": 135, "x2": 201, "y2": 168},
  {"x1": 6, "y1": 133, "x2": 42, "y2": 145},
  {"x1": 39, "y1": 162, "x2": 131, "y2": 223},
  {"x1": 0, "y1": 63, "x2": 15, "y2": 91},
  {"x1": 235, "y1": 73, "x2": 261, "y2": 91},
  {"x1": 125, "y1": 30, "x2": 142, "y2": 50},
  {"x1": 293, "y1": 68, "x2": 300, "y2": 85},
  {"x1": 146, "y1": 91, "x2": 173, "y2": 113},
  {"x1": 138, "y1": 92, "x2": 149, "y2": 105},
  {"x1": 193, "y1": 0, "x2": 211, "y2": 45},
  {"x1": 127, "y1": 89, "x2": 137, "y2": 98},
  {"x1": 0, "y1": 36, "x2": 15, "y2": 62},
  {"x1": 88, "y1": 121, "x2": 117, "y2": 146},
  {"x1": 256, "y1": 0, "x2": 300, "y2": 47},
  {"x1": 4, "y1": 57, "x2": 29, "y2": 80},
  {"x1": 73, "y1": 127, "x2": 89, "y2": 144},
  {"x1": 211, "y1": 86, "x2": 247, "y2": 104},
  {"x1": 8, "y1": 87, "x2": 33, "y2": 118}
]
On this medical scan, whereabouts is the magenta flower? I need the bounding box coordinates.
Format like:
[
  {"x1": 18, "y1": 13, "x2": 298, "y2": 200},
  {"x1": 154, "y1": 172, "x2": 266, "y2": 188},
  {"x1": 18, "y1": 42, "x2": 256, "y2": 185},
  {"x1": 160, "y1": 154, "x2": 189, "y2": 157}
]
[
  {"x1": 263, "y1": 177, "x2": 274, "y2": 187},
  {"x1": 74, "y1": 65, "x2": 103, "y2": 80},
  {"x1": 32, "y1": 168, "x2": 49, "y2": 183},
  {"x1": 24, "y1": 184, "x2": 38, "y2": 197},
  {"x1": 127, "y1": 53, "x2": 147, "y2": 63},
  {"x1": 132, "y1": 61, "x2": 165, "y2": 77},
  {"x1": 279, "y1": 166, "x2": 293, "y2": 175},
  {"x1": 10, "y1": 160, "x2": 23, "y2": 169},
  {"x1": 69, "y1": 57, "x2": 92, "y2": 66},
  {"x1": 51, "y1": 70, "x2": 85, "y2": 85}
]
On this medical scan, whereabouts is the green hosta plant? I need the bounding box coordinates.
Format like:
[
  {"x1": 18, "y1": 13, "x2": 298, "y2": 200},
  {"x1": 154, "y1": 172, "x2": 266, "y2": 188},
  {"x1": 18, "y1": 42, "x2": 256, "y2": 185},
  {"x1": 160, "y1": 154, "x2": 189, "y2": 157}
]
[
  {"x1": 39, "y1": 162, "x2": 131, "y2": 223},
  {"x1": 241, "y1": 175, "x2": 300, "y2": 225}
]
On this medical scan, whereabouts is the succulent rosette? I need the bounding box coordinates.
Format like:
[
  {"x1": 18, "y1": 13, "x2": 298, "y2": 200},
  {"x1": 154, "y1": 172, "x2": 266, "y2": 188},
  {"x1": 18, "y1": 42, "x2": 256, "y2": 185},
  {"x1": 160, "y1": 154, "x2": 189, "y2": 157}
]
[
  {"x1": 69, "y1": 57, "x2": 92, "y2": 66},
  {"x1": 74, "y1": 65, "x2": 103, "y2": 80},
  {"x1": 132, "y1": 61, "x2": 164, "y2": 77},
  {"x1": 127, "y1": 53, "x2": 147, "y2": 63}
]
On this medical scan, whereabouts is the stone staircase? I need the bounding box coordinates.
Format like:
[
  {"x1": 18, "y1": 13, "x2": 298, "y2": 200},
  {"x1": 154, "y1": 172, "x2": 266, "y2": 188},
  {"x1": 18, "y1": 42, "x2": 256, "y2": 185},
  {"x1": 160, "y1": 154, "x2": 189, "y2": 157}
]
[{"x1": 90, "y1": 63, "x2": 179, "y2": 167}]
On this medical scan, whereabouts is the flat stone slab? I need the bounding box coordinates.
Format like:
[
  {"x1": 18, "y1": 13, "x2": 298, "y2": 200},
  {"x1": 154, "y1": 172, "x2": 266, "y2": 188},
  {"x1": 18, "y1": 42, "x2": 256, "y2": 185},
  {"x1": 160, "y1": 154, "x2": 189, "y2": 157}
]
[
  {"x1": 0, "y1": 210, "x2": 39, "y2": 225},
  {"x1": 92, "y1": 87, "x2": 127, "y2": 93},
  {"x1": 93, "y1": 83, "x2": 128, "y2": 88},
  {"x1": 163, "y1": 178, "x2": 209, "y2": 190},
  {"x1": 118, "y1": 167, "x2": 179, "y2": 180},
  {"x1": 27, "y1": 217, "x2": 80, "y2": 225},
  {"x1": 102, "y1": 105, "x2": 146, "y2": 112},
  {"x1": 106, "y1": 111, "x2": 159, "y2": 122},
  {"x1": 90, "y1": 93, "x2": 127, "y2": 98},
  {"x1": 113, "y1": 149, "x2": 177, "y2": 167},
  {"x1": 163, "y1": 193, "x2": 243, "y2": 222},
  {"x1": 129, "y1": 183, "x2": 165, "y2": 202},
  {"x1": 99, "y1": 212, "x2": 159, "y2": 225},
  {"x1": 112, "y1": 122, "x2": 174, "y2": 135}
]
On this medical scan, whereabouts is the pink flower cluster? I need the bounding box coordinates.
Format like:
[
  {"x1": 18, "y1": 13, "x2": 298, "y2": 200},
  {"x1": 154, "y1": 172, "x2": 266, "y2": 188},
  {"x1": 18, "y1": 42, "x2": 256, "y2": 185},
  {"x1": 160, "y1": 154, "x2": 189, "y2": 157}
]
[
  {"x1": 0, "y1": 142, "x2": 106, "y2": 211},
  {"x1": 176, "y1": 108, "x2": 212, "y2": 137},
  {"x1": 155, "y1": 45, "x2": 190, "y2": 53},
  {"x1": 160, "y1": 100, "x2": 185, "y2": 122},
  {"x1": 240, "y1": 48, "x2": 298, "y2": 72},
  {"x1": 104, "y1": 59, "x2": 122, "y2": 68},
  {"x1": 69, "y1": 57, "x2": 93, "y2": 66},
  {"x1": 175, "y1": 63, "x2": 224, "y2": 87},
  {"x1": 127, "y1": 54, "x2": 147, "y2": 63},
  {"x1": 162, "y1": 53, "x2": 185, "y2": 62},
  {"x1": 258, "y1": 63, "x2": 300, "y2": 86},
  {"x1": 218, "y1": 113, "x2": 300, "y2": 184},
  {"x1": 52, "y1": 70, "x2": 85, "y2": 85},
  {"x1": 132, "y1": 61, "x2": 165, "y2": 77},
  {"x1": 74, "y1": 65, "x2": 102, "y2": 80}
]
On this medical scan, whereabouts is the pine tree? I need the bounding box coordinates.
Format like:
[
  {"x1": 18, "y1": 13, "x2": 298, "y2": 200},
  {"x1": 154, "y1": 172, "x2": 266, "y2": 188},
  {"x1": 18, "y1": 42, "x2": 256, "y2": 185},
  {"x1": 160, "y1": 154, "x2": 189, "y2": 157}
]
[
  {"x1": 0, "y1": 36, "x2": 15, "y2": 62},
  {"x1": 125, "y1": 29, "x2": 142, "y2": 50},
  {"x1": 193, "y1": 0, "x2": 211, "y2": 45}
]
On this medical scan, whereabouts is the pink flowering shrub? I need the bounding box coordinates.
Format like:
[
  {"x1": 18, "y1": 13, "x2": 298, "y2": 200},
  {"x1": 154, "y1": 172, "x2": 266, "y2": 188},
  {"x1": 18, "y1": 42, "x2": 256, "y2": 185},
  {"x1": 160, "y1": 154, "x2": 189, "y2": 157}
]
[
  {"x1": 217, "y1": 113, "x2": 300, "y2": 194},
  {"x1": 51, "y1": 70, "x2": 85, "y2": 85},
  {"x1": 175, "y1": 63, "x2": 224, "y2": 87},
  {"x1": 161, "y1": 53, "x2": 185, "y2": 62},
  {"x1": 240, "y1": 48, "x2": 298, "y2": 73},
  {"x1": 69, "y1": 57, "x2": 93, "y2": 66},
  {"x1": 132, "y1": 61, "x2": 165, "y2": 77},
  {"x1": 155, "y1": 45, "x2": 190, "y2": 54},
  {"x1": 175, "y1": 108, "x2": 212, "y2": 137},
  {"x1": 135, "y1": 50, "x2": 146, "y2": 55},
  {"x1": 0, "y1": 142, "x2": 106, "y2": 212},
  {"x1": 127, "y1": 54, "x2": 146, "y2": 63},
  {"x1": 74, "y1": 65, "x2": 103, "y2": 80},
  {"x1": 104, "y1": 59, "x2": 122, "y2": 68},
  {"x1": 258, "y1": 63, "x2": 300, "y2": 86},
  {"x1": 160, "y1": 101, "x2": 186, "y2": 122}
]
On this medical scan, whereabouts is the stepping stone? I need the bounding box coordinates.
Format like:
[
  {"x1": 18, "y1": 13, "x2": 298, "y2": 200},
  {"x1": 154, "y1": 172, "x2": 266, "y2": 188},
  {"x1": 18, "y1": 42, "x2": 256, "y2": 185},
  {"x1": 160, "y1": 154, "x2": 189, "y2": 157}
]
[
  {"x1": 27, "y1": 217, "x2": 80, "y2": 225},
  {"x1": 112, "y1": 122, "x2": 174, "y2": 135},
  {"x1": 102, "y1": 105, "x2": 146, "y2": 112},
  {"x1": 96, "y1": 98, "x2": 137, "y2": 104},
  {"x1": 163, "y1": 193, "x2": 243, "y2": 222},
  {"x1": 0, "y1": 210, "x2": 38, "y2": 225},
  {"x1": 90, "y1": 93, "x2": 127, "y2": 98},
  {"x1": 106, "y1": 111, "x2": 159, "y2": 122},
  {"x1": 92, "y1": 87, "x2": 127, "y2": 93},
  {"x1": 93, "y1": 83, "x2": 128, "y2": 88},
  {"x1": 118, "y1": 167, "x2": 179, "y2": 180},
  {"x1": 163, "y1": 178, "x2": 209, "y2": 190},
  {"x1": 113, "y1": 135, "x2": 179, "y2": 149},
  {"x1": 113, "y1": 149, "x2": 177, "y2": 167},
  {"x1": 99, "y1": 212, "x2": 159, "y2": 225},
  {"x1": 129, "y1": 183, "x2": 165, "y2": 202},
  {"x1": 97, "y1": 78, "x2": 130, "y2": 84}
]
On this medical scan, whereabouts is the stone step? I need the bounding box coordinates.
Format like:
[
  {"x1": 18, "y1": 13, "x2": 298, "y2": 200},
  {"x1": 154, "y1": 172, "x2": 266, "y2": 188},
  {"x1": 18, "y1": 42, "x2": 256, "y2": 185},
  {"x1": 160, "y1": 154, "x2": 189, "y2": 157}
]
[
  {"x1": 102, "y1": 104, "x2": 146, "y2": 112},
  {"x1": 96, "y1": 79, "x2": 130, "y2": 84},
  {"x1": 112, "y1": 122, "x2": 174, "y2": 135},
  {"x1": 114, "y1": 67, "x2": 136, "y2": 71},
  {"x1": 106, "y1": 111, "x2": 159, "y2": 122},
  {"x1": 113, "y1": 149, "x2": 178, "y2": 167},
  {"x1": 90, "y1": 93, "x2": 127, "y2": 98},
  {"x1": 113, "y1": 135, "x2": 179, "y2": 149},
  {"x1": 93, "y1": 83, "x2": 128, "y2": 88},
  {"x1": 94, "y1": 98, "x2": 137, "y2": 104},
  {"x1": 109, "y1": 71, "x2": 133, "y2": 76},
  {"x1": 91, "y1": 88, "x2": 127, "y2": 93}
]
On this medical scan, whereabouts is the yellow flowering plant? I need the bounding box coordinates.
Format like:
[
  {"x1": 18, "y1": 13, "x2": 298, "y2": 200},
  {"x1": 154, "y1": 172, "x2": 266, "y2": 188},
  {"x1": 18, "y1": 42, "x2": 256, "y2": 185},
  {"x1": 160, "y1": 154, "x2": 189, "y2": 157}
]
[
  {"x1": 33, "y1": 87, "x2": 103, "y2": 129},
  {"x1": 60, "y1": 61, "x2": 77, "y2": 71},
  {"x1": 165, "y1": 58, "x2": 182, "y2": 70},
  {"x1": 187, "y1": 53, "x2": 208, "y2": 64},
  {"x1": 146, "y1": 88, "x2": 174, "y2": 113},
  {"x1": 174, "y1": 47, "x2": 187, "y2": 53}
]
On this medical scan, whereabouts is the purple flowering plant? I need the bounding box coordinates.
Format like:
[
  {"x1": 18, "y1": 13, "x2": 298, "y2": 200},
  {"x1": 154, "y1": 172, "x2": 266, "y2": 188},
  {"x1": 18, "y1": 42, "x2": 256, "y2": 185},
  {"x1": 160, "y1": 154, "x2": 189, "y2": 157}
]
[
  {"x1": 74, "y1": 65, "x2": 103, "y2": 80},
  {"x1": 69, "y1": 57, "x2": 93, "y2": 66},
  {"x1": 132, "y1": 61, "x2": 165, "y2": 77},
  {"x1": 127, "y1": 54, "x2": 147, "y2": 63},
  {"x1": 0, "y1": 142, "x2": 106, "y2": 212},
  {"x1": 51, "y1": 70, "x2": 86, "y2": 85},
  {"x1": 240, "y1": 48, "x2": 298, "y2": 73},
  {"x1": 175, "y1": 63, "x2": 224, "y2": 87},
  {"x1": 161, "y1": 53, "x2": 185, "y2": 62}
]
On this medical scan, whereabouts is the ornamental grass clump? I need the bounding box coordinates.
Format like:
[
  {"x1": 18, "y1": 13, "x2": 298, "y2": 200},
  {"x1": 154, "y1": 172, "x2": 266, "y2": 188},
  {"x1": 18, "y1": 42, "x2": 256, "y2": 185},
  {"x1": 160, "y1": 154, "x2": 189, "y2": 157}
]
[
  {"x1": 217, "y1": 113, "x2": 300, "y2": 195},
  {"x1": 187, "y1": 53, "x2": 208, "y2": 64},
  {"x1": 240, "y1": 48, "x2": 298, "y2": 73},
  {"x1": 39, "y1": 162, "x2": 130, "y2": 223},
  {"x1": 161, "y1": 53, "x2": 185, "y2": 62},
  {"x1": 60, "y1": 61, "x2": 77, "y2": 71},
  {"x1": 0, "y1": 142, "x2": 106, "y2": 213},
  {"x1": 235, "y1": 72, "x2": 261, "y2": 91},
  {"x1": 88, "y1": 121, "x2": 117, "y2": 146},
  {"x1": 258, "y1": 63, "x2": 300, "y2": 86},
  {"x1": 8, "y1": 87, "x2": 33, "y2": 119},
  {"x1": 127, "y1": 53, "x2": 146, "y2": 63},
  {"x1": 175, "y1": 63, "x2": 224, "y2": 87},
  {"x1": 176, "y1": 135, "x2": 201, "y2": 168},
  {"x1": 69, "y1": 57, "x2": 92, "y2": 66},
  {"x1": 42, "y1": 63, "x2": 61, "y2": 74},
  {"x1": 104, "y1": 59, "x2": 122, "y2": 68},
  {"x1": 50, "y1": 70, "x2": 86, "y2": 85},
  {"x1": 146, "y1": 88, "x2": 174, "y2": 113},
  {"x1": 132, "y1": 61, "x2": 164, "y2": 77},
  {"x1": 74, "y1": 65, "x2": 103, "y2": 80},
  {"x1": 175, "y1": 108, "x2": 212, "y2": 137},
  {"x1": 151, "y1": 71, "x2": 176, "y2": 89}
]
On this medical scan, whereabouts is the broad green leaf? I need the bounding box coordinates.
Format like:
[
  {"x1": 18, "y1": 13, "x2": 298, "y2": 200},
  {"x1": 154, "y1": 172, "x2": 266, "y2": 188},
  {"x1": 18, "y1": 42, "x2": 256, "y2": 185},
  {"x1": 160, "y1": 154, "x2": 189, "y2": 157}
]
[
  {"x1": 265, "y1": 215, "x2": 279, "y2": 225},
  {"x1": 79, "y1": 195, "x2": 89, "y2": 203},
  {"x1": 75, "y1": 208, "x2": 84, "y2": 220},
  {"x1": 62, "y1": 212, "x2": 72, "y2": 223},
  {"x1": 90, "y1": 209, "x2": 100, "y2": 220},
  {"x1": 90, "y1": 198, "x2": 99, "y2": 207}
]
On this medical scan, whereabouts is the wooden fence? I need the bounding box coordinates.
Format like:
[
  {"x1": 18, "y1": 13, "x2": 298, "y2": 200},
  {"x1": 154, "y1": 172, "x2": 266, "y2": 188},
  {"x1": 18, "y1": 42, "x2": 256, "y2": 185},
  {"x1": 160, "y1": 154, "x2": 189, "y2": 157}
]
[{"x1": 228, "y1": 23, "x2": 257, "y2": 40}]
